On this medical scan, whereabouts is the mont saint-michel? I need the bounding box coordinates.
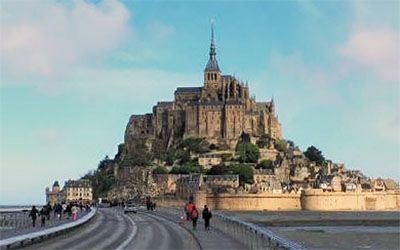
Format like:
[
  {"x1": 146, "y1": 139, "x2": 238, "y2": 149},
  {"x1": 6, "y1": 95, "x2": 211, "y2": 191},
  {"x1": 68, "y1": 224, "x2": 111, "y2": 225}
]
[
  {"x1": 73, "y1": 27, "x2": 398, "y2": 213},
  {"x1": 2, "y1": 1, "x2": 399, "y2": 249}
]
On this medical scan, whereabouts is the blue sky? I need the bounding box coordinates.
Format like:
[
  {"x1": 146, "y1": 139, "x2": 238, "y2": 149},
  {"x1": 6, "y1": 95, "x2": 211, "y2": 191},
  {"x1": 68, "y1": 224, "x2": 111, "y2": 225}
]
[{"x1": 0, "y1": 0, "x2": 399, "y2": 205}]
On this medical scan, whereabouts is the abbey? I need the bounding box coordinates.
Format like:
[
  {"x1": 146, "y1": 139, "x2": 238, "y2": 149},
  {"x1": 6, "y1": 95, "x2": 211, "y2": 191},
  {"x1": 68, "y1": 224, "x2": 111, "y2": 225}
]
[{"x1": 126, "y1": 26, "x2": 282, "y2": 149}]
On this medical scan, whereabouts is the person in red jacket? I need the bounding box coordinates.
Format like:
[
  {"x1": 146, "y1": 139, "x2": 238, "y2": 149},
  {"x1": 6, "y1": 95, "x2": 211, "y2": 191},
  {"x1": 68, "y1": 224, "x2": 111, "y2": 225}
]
[
  {"x1": 191, "y1": 206, "x2": 199, "y2": 230},
  {"x1": 185, "y1": 201, "x2": 193, "y2": 221}
]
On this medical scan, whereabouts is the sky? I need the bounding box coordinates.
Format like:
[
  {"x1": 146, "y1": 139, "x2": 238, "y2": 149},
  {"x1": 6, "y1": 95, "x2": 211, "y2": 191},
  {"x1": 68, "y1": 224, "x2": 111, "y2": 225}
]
[{"x1": 0, "y1": 0, "x2": 399, "y2": 205}]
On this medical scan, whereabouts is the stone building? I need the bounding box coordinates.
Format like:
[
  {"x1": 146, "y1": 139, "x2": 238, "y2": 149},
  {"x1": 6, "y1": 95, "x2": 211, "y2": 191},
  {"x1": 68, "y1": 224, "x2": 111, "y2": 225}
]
[
  {"x1": 64, "y1": 179, "x2": 93, "y2": 204},
  {"x1": 198, "y1": 153, "x2": 223, "y2": 168},
  {"x1": 124, "y1": 25, "x2": 282, "y2": 153},
  {"x1": 45, "y1": 181, "x2": 63, "y2": 206}
]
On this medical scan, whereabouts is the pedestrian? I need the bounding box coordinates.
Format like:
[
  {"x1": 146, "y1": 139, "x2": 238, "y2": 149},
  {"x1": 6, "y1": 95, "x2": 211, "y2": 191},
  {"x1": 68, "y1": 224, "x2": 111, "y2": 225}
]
[
  {"x1": 62, "y1": 202, "x2": 67, "y2": 217},
  {"x1": 191, "y1": 205, "x2": 199, "y2": 230},
  {"x1": 71, "y1": 204, "x2": 78, "y2": 221},
  {"x1": 185, "y1": 201, "x2": 193, "y2": 221},
  {"x1": 29, "y1": 206, "x2": 39, "y2": 227},
  {"x1": 55, "y1": 203, "x2": 62, "y2": 220},
  {"x1": 39, "y1": 206, "x2": 46, "y2": 227},
  {"x1": 66, "y1": 203, "x2": 72, "y2": 219},
  {"x1": 202, "y1": 205, "x2": 212, "y2": 231},
  {"x1": 46, "y1": 202, "x2": 52, "y2": 220}
]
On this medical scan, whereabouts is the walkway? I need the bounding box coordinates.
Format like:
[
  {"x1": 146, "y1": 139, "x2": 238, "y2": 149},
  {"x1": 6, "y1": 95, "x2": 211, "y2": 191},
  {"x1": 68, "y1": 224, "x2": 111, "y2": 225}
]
[{"x1": 153, "y1": 208, "x2": 247, "y2": 249}]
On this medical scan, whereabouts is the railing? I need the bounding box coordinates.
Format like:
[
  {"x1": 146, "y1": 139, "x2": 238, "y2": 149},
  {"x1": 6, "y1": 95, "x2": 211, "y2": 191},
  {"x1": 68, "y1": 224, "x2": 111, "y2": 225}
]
[
  {"x1": 213, "y1": 213, "x2": 306, "y2": 250},
  {"x1": 0, "y1": 208, "x2": 97, "y2": 249},
  {"x1": 0, "y1": 209, "x2": 90, "y2": 231}
]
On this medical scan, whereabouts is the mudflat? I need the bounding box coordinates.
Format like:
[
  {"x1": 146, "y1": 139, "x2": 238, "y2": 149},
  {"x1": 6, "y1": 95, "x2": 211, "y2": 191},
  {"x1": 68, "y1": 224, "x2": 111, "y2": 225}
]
[{"x1": 225, "y1": 211, "x2": 400, "y2": 249}]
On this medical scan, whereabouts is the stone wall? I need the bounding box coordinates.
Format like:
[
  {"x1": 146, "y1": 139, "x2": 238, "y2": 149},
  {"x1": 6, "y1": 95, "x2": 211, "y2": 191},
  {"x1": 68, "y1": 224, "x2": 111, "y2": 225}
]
[
  {"x1": 301, "y1": 189, "x2": 400, "y2": 211},
  {"x1": 155, "y1": 189, "x2": 400, "y2": 211},
  {"x1": 204, "y1": 193, "x2": 301, "y2": 211}
]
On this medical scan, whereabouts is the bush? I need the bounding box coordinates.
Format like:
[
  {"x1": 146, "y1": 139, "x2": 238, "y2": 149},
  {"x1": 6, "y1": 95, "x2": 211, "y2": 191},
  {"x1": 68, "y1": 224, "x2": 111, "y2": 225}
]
[
  {"x1": 257, "y1": 159, "x2": 274, "y2": 170},
  {"x1": 256, "y1": 134, "x2": 271, "y2": 148},
  {"x1": 169, "y1": 163, "x2": 204, "y2": 174},
  {"x1": 180, "y1": 137, "x2": 210, "y2": 154},
  {"x1": 230, "y1": 164, "x2": 254, "y2": 185},
  {"x1": 207, "y1": 164, "x2": 228, "y2": 175},
  {"x1": 153, "y1": 166, "x2": 169, "y2": 174},
  {"x1": 274, "y1": 139, "x2": 287, "y2": 152},
  {"x1": 304, "y1": 146, "x2": 326, "y2": 165},
  {"x1": 236, "y1": 141, "x2": 260, "y2": 163}
]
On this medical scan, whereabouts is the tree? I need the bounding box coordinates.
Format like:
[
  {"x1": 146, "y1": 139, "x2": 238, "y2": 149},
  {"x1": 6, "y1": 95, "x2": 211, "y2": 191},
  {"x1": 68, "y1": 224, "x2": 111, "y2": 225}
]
[
  {"x1": 304, "y1": 146, "x2": 326, "y2": 165},
  {"x1": 231, "y1": 164, "x2": 254, "y2": 185},
  {"x1": 82, "y1": 170, "x2": 116, "y2": 199},
  {"x1": 274, "y1": 139, "x2": 287, "y2": 152},
  {"x1": 169, "y1": 163, "x2": 204, "y2": 174},
  {"x1": 180, "y1": 137, "x2": 210, "y2": 154},
  {"x1": 153, "y1": 166, "x2": 169, "y2": 174},
  {"x1": 98, "y1": 155, "x2": 114, "y2": 170},
  {"x1": 175, "y1": 149, "x2": 191, "y2": 164},
  {"x1": 257, "y1": 159, "x2": 274, "y2": 170},
  {"x1": 207, "y1": 164, "x2": 228, "y2": 175},
  {"x1": 152, "y1": 139, "x2": 167, "y2": 162},
  {"x1": 236, "y1": 141, "x2": 260, "y2": 163},
  {"x1": 256, "y1": 134, "x2": 271, "y2": 148}
]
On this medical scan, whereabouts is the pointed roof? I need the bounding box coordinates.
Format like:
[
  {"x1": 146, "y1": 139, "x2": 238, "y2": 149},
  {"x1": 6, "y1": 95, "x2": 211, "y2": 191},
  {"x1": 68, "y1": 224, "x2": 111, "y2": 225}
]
[{"x1": 204, "y1": 21, "x2": 220, "y2": 72}]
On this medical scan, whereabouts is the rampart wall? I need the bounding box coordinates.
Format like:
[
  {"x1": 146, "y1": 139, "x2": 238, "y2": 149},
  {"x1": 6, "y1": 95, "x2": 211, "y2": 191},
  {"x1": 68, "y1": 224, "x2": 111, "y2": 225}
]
[
  {"x1": 301, "y1": 190, "x2": 400, "y2": 211},
  {"x1": 155, "y1": 190, "x2": 400, "y2": 211}
]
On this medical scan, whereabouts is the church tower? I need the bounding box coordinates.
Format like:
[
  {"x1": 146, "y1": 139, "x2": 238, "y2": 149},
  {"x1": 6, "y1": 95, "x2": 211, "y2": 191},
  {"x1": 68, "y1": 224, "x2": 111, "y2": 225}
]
[{"x1": 204, "y1": 22, "x2": 221, "y2": 90}]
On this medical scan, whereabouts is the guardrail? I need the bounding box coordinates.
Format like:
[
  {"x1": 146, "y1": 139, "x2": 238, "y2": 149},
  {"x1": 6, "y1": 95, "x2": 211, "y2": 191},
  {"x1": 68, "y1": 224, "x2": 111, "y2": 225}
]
[
  {"x1": 0, "y1": 208, "x2": 97, "y2": 249},
  {"x1": 213, "y1": 213, "x2": 306, "y2": 250}
]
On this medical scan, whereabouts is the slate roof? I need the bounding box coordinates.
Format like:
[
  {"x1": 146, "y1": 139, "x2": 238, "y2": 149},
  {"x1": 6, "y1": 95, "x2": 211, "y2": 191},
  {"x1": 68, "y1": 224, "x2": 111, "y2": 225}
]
[{"x1": 175, "y1": 87, "x2": 202, "y2": 94}]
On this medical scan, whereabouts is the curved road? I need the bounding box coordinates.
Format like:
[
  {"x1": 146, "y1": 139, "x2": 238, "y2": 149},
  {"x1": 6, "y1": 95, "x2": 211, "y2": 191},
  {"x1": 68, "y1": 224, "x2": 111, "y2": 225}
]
[{"x1": 21, "y1": 208, "x2": 199, "y2": 250}]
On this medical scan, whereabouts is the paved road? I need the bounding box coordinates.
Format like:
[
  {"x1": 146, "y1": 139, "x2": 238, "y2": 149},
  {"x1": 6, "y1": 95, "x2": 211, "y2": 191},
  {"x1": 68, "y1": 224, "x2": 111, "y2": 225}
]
[{"x1": 19, "y1": 208, "x2": 198, "y2": 250}]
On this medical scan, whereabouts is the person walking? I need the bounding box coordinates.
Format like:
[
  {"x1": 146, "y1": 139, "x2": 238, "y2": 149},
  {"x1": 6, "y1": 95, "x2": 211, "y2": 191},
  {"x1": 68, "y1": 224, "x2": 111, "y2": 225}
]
[
  {"x1": 191, "y1": 206, "x2": 199, "y2": 230},
  {"x1": 45, "y1": 202, "x2": 52, "y2": 220},
  {"x1": 29, "y1": 206, "x2": 39, "y2": 227},
  {"x1": 39, "y1": 206, "x2": 46, "y2": 227},
  {"x1": 55, "y1": 203, "x2": 62, "y2": 220},
  {"x1": 71, "y1": 204, "x2": 78, "y2": 221},
  {"x1": 202, "y1": 205, "x2": 212, "y2": 231},
  {"x1": 185, "y1": 201, "x2": 193, "y2": 221}
]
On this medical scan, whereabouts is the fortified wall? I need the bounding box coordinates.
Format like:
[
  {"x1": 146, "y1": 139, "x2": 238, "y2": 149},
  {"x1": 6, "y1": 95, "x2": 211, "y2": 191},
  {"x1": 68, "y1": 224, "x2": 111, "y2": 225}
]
[
  {"x1": 155, "y1": 189, "x2": 400, "y2": 211},
  {"x1": 301, "y1": 189, "x2": 400, "y2": 211}
]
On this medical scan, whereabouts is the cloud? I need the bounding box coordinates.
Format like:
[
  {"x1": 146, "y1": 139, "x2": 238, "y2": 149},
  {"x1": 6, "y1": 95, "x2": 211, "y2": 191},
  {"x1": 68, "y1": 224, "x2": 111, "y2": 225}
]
[
  {"x1": 339, "y1": 29, "x2": 400, "y2": 82},
  {"x1": 0, "y1": 0, "x2": 131, "y2": 81}
]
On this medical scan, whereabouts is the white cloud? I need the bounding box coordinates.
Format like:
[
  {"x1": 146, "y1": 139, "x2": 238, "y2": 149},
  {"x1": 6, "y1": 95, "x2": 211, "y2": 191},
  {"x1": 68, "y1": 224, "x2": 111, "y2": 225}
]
[
  {"x1": 339, "y1": 29, "x2": 400, "y2": 82},
  {"x1": 0, "y1": 0, "x2": 131, "y2": 81}
]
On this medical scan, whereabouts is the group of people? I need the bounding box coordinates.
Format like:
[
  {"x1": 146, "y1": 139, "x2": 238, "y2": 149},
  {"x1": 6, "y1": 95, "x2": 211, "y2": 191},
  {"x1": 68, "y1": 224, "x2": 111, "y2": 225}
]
[
  {"x1": 184, "y1": 201, "x2": 212, "y2": 231},
  {"x1": 29, "y1": 202, "x2": 90, "y2": 227}
]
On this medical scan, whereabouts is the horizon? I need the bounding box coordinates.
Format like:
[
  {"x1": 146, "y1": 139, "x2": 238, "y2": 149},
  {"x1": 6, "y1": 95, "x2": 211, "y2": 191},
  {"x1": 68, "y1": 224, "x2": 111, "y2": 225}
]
[{"x1": 1, "y1": 0, "x2": 399, "y2": 205}]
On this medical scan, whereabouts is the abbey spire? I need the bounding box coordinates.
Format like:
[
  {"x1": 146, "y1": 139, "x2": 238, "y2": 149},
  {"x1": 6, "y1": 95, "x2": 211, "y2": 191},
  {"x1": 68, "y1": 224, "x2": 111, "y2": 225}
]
[
  {"x1": 205, "y1": 22, "x2": 220, "y2": 72},
  {"x1": 204, "y1": 21, "x2": 221, "y2": 89}
]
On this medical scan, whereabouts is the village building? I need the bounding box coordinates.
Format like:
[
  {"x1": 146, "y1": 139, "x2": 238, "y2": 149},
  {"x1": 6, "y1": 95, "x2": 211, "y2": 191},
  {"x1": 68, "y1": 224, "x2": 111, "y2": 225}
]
[
  {"x1": 45, "y1": 181, "x2": 63, "y2": 206},
  {"x1": 198, "y1": 153, "x2": 223, "y2": 168},
  {"x1": 64, "y1": 179, "x2": 93, "y2": 204}
]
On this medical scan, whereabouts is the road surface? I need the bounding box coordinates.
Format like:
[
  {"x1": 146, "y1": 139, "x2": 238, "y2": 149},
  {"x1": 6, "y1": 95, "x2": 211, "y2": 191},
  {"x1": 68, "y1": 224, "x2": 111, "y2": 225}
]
[{"x1": 20, "y1": 208, "x2": 198, "y2": 250}]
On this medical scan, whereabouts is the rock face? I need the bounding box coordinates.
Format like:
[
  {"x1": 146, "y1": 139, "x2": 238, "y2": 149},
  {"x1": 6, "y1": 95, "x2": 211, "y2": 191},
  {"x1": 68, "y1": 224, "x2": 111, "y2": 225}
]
[
  {"x1": 107, "y1": 166, "x2": 159, "y2": 201},
  {"x1": 123, "y1": 28, "x2": 282, "y2": 156}
]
